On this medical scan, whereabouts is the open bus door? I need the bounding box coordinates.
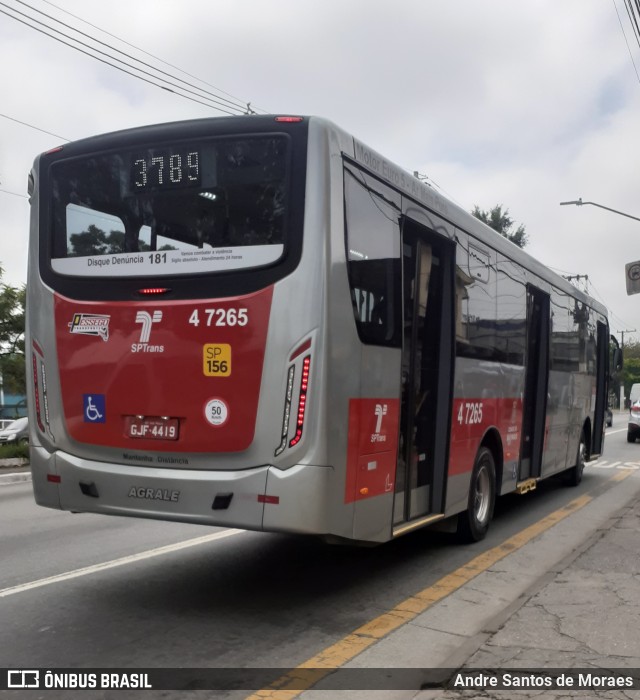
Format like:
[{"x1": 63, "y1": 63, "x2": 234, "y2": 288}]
[
  {"x1": 393, "y1": 219, "x2": 455, "y2": 530},
  {"x1": 591, "y1": 321, "x2": 610, "y2": 457},
  {"x1": 519, "y1": 286, "x2": 550, "y2": 482}
]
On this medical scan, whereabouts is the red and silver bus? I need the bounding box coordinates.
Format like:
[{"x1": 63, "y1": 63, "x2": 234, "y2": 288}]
[{"x1": 26, "y1": 115, "x2": 614, "y2": 543}]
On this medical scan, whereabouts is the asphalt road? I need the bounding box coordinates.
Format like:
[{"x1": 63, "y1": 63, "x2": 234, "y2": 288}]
[{"x1": 1, "y1": 419, "x2": 637, "y2": 699}]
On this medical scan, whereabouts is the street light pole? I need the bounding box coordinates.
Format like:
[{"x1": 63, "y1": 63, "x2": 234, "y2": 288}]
[{"x1": 560, "y1": 198, "x2": 640, "y2": 223}]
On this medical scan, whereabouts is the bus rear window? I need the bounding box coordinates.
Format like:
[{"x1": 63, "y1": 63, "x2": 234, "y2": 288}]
[{"x1": 49, "y1": 136, "x2": 288, "y2": 277}]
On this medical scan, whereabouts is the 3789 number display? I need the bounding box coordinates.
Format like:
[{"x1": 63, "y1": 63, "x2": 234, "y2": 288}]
[{"x1": 131, "y1": 149, "x2": 200, "y2": 191}]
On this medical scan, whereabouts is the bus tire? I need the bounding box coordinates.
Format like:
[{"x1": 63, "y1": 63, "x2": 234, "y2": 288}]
[
  {"x1": 457, "y1": 446, "x2": 496, "y2": 543},
  {"x1": 627, "y1": 431, "x2": 636, "y2": 444},
  {"x1": 564, "y1": 431, "x2": 586, "y2": 487}
]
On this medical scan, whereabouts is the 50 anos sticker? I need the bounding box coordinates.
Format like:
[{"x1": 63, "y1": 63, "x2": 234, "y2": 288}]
[{"x1": 189, "y1": 308, "x2": 248, "y2": 327}]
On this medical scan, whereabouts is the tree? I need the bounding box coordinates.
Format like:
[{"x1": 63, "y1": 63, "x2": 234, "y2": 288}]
[
  {"x1": 620, "y1": 339, "x2": 640, "y2": 403},
  {"x1": 472, "y1": 204, "x2": 528, "y2": 248},
  {"x1": 0, "y1": 271, "x2": 26, "y2": 397},
  {"x1": 69, "y1": 224, "x2": 108, "y2": 257}
]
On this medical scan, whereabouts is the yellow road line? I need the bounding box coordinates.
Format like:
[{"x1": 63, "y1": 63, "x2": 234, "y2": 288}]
[
  {"x1": 245, "y1": 493, "x2": 595, "y2": 699},
  {"x1": 612, "y1": 470, "x2": 634, "y2": 482}
]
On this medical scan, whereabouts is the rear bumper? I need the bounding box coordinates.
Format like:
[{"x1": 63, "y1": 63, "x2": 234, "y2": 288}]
[{"x1": 29, "y1": 445, "x2": 334, "y2": 535}]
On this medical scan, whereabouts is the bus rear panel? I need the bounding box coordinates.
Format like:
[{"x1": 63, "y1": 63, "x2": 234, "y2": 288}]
[{"x1": 28, "y1": 117, "x2": 339, "y2": 535}]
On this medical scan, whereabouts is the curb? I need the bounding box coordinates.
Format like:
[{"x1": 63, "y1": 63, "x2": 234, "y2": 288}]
[
  {"x1": 0, "y1": 470, "x2": 31, "y2": 486},
  {"x1": 0, "y1": 458, "x2": 31, "y2": 486}
]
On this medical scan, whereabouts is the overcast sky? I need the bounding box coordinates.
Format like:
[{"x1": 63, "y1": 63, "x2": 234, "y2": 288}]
[{"x1": 2, "y1": 0, "x2": 640, "y2": 338}]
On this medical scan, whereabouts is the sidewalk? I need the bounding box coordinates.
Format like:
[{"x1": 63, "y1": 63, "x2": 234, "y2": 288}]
[
  {"x1": 300, "y1": 468, "x2": 640, "y2": 699},
  {"x1": 419, "y1": 490, "x2": 640, "y2": 698}
]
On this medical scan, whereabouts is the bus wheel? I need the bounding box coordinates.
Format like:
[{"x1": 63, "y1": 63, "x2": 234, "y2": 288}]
[
  {"x1": 457, "y1": 446, "x2": 496, "y2": 543},
  {"x1": 564, "y1": 431, "x2": 586, "y2": 487}
]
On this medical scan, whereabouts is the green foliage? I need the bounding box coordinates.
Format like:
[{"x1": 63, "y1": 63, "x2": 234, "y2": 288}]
[
  {"x1": 620, "y1": 341, "x2": 640, "y2": 397},
  {"x1": 0, "y1": 442, "x2": 29, "y2": 460},
  {"x1": 68, "y1": 225, "x2": 131, "y2": 256},
  {"x1": 472, "y1": 204, "x2": 528, "y2": 248},
  {"x1": 0, "y1": 269, "x2": 26, "y2": 396}
]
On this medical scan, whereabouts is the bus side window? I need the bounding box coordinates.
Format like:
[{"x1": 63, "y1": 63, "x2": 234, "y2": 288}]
[{"x1": 344, "y1": 169, "x2": 401, "y2": 347}]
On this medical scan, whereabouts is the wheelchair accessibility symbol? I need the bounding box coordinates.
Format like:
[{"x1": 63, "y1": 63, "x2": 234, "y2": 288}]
[{"x1": 83, "y1": 394, "x2": 106, "y2": 423}]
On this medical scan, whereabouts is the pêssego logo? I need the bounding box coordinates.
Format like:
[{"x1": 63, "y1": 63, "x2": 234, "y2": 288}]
[{"x1": 69, "y1": 313, "x2": 110, "y2": 341}]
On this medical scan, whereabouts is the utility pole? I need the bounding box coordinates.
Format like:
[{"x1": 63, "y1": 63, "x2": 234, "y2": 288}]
[{"x1": 619, "y1": 329, "x2": 636, "y2": 349}]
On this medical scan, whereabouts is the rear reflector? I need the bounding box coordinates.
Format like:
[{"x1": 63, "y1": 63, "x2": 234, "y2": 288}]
[
  {"x1": 258, "y1": 494, "x2": 280, "y2": 505},
  {"x1": 47, "y1": 474, "x2": 61, "y2": 483}
]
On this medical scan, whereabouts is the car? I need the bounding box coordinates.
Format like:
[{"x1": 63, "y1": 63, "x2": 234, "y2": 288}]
[
  {"x1": 606, "y1": 407, "x2": 613, "y2": 428},
  {"x1": 628, "y1": 401, "x2": 640, "y2": 442},
  {"x1": 0, "y1": 417, "x2": 29, "y2": 444}
]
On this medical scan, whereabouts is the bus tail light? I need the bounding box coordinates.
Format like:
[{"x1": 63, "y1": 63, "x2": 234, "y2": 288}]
[
  {"x1": 289, "y1": 356, "x2": 311, "y2": 448},
  {"x1": 274, "y1": 346, "x2": 312, "y2": 456},
  {"x1": 137, "y1": 287, "x2": 171, "y2": 296}
]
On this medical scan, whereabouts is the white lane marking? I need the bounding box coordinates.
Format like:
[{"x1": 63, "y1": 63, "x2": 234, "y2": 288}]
[
  {"x1": 0, "y1": 529, "x2": 243, "y2": 598},
  {"x1": 592, "y1": 460, "x2": 640, "y2": 471}
]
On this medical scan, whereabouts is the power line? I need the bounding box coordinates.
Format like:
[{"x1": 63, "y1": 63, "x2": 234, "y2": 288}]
[
  {"x1": 0, "y1": 4, "x2": 236, "y2": 115},
  {"x1": 0, "y1": 112, "x2": 69, "y2": 141},
  {"x1": 10, "y1": 0, "x2": 251, "y2": 114},
  {"x1": 0, "y1": 2, "x2": 239, "y2": 115},
  {"x1": 623, "y1": 0, "x2": 640, "y2": 47},
  {"x1": 37, "y1": 0, "x2": 266, "y2": 114},
  {"x1": 585, "y1": 278, "x2": 635, "y2": 331},
  {"x1": 0, "y1": 188, "x2": 28, "y2": 199},
  {"x1": 0, "y1": 2, "x2": 250, "y2": 115},
  {"x1": 612, "y1": 0, "x2": 640, "y2": 85}
]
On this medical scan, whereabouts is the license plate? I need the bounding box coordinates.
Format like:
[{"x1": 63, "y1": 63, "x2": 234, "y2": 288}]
[{"x1": 125, "y1": 416, "x2": 179, "y2": 441}]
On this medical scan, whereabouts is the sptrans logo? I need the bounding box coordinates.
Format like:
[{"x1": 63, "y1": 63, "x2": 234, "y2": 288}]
[
  {"x1": 132, "y1": 311, "x2": 164, "y2": 353},
  {"x1": 372, "y1": 403, "x2": 388, "y2": 443}
]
